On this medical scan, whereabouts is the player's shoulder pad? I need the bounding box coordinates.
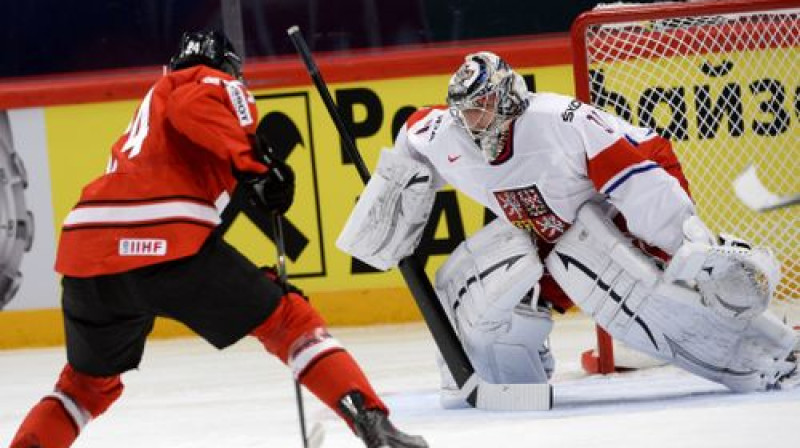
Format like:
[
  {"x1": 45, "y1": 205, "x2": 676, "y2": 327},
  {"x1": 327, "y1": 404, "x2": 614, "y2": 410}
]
[{"x1": 404, "y1": 106, "x2": 448, "y2": 146}]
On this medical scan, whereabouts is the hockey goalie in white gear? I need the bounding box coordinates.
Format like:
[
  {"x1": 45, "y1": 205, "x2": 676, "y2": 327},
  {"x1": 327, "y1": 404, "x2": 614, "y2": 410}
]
[
  {"x1": 546, "y1": 201, "x2": 799, "y2": 392},
  {"x1": 434, "y1": 219, "x2": 555, "y2": 408},
  {"x1": 336, "y1": 148, "x2": 437, "y2": 271}
]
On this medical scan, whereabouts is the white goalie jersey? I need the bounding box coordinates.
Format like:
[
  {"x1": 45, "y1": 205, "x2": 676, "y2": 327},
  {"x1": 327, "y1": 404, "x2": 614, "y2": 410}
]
[
  {"x1": 393, "y1": 93, "x2": 695, "y2": 255},
  {"x1": 338, "y1": 90, "x2": 798, "y2": 395}
]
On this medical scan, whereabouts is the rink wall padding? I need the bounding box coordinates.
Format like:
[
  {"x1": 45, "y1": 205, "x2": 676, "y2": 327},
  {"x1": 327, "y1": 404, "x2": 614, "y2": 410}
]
[
  {"x1": 0, "y1": 287, "x2": 418, "y2": 349},
  {"x1": 0, "y1": 35, "x2": 573, "y2": 349}
]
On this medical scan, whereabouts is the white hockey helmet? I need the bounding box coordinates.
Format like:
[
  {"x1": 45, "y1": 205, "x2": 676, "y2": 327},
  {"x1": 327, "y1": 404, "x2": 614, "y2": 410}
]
[{"x1": 446, "y1": 51, "x2": 529, "y2": 162}]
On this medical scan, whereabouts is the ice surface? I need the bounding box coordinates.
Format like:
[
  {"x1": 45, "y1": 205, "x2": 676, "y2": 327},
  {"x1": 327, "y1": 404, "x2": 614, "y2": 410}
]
[{"x1": 1, "y1": 313, "x2": 798, "y2": 447}]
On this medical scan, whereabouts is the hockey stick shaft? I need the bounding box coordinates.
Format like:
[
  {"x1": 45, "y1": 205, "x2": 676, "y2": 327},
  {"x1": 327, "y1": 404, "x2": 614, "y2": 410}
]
[
  {"x1": 273, "y1": 211, "x2": 310, "y2": 448},
  {"x1": 286, "y1": 26, "x2": 371, "y2": 185},
  {"x1": 286, "y1": 25, "x2": 477, "y2": 393}
]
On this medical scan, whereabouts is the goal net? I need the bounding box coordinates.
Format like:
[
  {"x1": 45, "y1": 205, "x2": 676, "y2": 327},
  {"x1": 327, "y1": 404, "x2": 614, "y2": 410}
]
[{"x1": 571, "y1": 0, "x2": 799, "y2": 372}]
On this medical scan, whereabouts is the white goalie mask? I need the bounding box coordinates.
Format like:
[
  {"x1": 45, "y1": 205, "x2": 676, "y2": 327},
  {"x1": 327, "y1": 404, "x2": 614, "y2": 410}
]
[{"x1": 446, "y1": 51, "x2": 530, "y2": 162}]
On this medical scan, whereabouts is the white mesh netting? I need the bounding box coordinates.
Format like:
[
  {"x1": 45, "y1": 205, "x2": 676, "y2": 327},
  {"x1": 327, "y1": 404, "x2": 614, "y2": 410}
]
[{"x1": 577, "y1": 4, "x2": 799, "y2": 309}]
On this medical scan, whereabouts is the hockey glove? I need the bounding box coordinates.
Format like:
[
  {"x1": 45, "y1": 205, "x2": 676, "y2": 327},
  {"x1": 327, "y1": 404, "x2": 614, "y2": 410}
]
[
  {"x1": 238, "y1": 138, "x2": 296, "y2": 215},
  {"x1": 246, "y1": 158, "x2": 295, "y2": 215}
]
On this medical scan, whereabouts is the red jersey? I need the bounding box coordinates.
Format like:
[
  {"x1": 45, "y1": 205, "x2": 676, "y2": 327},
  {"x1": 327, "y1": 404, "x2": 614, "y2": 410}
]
[{"x1": 55, "y1": 66, "x2": 267, "y2": 277}]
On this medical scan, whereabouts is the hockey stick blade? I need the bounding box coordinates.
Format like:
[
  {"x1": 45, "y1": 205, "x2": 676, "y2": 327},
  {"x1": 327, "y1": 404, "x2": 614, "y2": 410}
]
[
  {"x1": 455, "y1": 374, "x2": 553, "y2": 411},
  {"x1": 477, "y1": 382, "x2": 553, "y2": 411},
  {"x1": 307, "y1": 422, "x2": 326, "y2": 448},
  {"x1": 733, "y1": 164, "x2": 800, "y2": 212}
]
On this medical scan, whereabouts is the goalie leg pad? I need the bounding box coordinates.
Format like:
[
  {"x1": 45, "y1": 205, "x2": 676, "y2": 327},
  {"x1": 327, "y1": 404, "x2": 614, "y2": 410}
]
[
  {"x1": 435, "y1": 218, "x2": 543, "y2": 331},
  {"x1": 475, "y1": 299, "x2": 555, "y2": 384},
  {"x1": 435, "y1": 219, "x2": 552, "y2": 386},
  {"x1": 546, "y1": 202, "x2": 797, "y2": 391},
  {"x1": 336, "y1": 148, "x2": 436, "y2": 270},
  {"x1": 436, "y1": 300, "x2": 554, "y2": 408}
]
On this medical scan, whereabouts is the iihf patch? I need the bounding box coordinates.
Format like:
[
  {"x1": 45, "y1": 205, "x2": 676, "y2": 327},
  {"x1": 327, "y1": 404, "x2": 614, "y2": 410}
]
[
  {"x1": 119, "y1": 239, "x2": 167, "y2": 256},
  {"x1": 225, "y1": 81, "x2": 253, "y2": 126},
  {"x1": 492, "y1": 184, "x2": 569, "y2": 243}
]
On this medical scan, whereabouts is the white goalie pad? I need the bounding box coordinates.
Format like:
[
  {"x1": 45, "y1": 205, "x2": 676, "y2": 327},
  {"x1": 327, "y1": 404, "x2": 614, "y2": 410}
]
[
  {"x1": 336, "y1": 148, "x2": 436, "y2": 270},
  {"x1": 434, "y1": 219, "x2": 553, "y2": 390},
  {"x1": 435, "y1": 218, "x2": 542, "y2": 335},
  {"x1": 664, "y1": 217, "x2": 782, "y2": 320},
  {"x1": 545, "y1": 202, "x2": 798, "y2": 392}
]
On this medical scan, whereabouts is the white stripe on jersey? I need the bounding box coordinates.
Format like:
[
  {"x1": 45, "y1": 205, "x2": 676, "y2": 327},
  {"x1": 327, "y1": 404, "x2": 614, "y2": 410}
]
[
  {"x1": 64, "y1": 201, "x2": 221, "y2": 227},
  {"x1": 214, "y1": 191, "x2": 231, "y2": 213}
]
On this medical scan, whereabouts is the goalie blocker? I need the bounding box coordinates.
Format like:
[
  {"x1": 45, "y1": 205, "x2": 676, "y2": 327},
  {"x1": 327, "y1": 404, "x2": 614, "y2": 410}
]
[
  {"x1": 336, "y1": 148, "x2": 436, "y2": 271},
  {"x1": 546, "y1": 201, "x2": 798, "y2": 392}
]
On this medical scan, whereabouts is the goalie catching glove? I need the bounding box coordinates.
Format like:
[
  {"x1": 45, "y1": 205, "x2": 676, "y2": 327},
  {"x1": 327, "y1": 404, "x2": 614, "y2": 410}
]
[{"x1": 664, "y1": 215, "x2": 781, "y2": 320}]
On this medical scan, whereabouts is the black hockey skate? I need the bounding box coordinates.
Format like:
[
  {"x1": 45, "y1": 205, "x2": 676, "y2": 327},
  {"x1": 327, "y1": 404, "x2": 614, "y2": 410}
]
[
  {"x1": 774, "y1": 349, "x2": 799, "y2": 390},
  {"x1": 338, "y1": 391, "x2": 429, "y2": 448}
]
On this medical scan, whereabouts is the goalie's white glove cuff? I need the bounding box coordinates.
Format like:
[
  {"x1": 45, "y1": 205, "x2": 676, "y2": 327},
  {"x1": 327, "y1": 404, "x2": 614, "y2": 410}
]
[
  {"x1": 664, "y1": 215, "x2": 715, "y2": 282},
  {"x1": 683, "y1": 215, "x2": 715, "y2": 246}
]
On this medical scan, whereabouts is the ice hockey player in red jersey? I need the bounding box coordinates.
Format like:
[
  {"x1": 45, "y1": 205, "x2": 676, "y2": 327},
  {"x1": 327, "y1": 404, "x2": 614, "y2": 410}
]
[
  {"x1": 9, "y1": 31, "x2": 427, "y2": 448},
  {"x1": 337, "y1": 51, "x2": 799, "y2": 406}
]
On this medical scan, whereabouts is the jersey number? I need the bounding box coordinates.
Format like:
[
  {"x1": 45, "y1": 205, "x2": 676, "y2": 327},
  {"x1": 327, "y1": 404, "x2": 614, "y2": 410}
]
[{"x1": 107, "y1": 88, "x2": 154, "y2": 173}]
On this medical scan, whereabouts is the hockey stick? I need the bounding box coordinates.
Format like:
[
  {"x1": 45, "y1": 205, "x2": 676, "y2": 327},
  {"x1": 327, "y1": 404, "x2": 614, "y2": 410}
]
[
  {"x1": 733, "y1": 164, "x2": 800, "y2": 212},
  {"x1": 218, "y1": 5, "x2": 329, "y2": 441},
  {"x1": 272, "y1": 211, "x2": 326, "y2": 448},
  {"x1": 272, "y1": 212, "x2": 308, "y2": 448},
  {"x1": 286, "y1": 25, "x2": 552, "y2": 411}
]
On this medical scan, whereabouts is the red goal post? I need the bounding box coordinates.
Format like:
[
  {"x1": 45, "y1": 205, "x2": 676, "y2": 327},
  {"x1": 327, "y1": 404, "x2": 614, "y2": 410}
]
[{"x1": 570, "y1": 0, "x2": 799, "y2": 373}]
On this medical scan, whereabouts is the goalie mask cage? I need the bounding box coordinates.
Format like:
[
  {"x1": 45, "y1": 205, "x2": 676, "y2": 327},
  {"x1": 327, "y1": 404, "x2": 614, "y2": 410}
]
[{"x1": 571, "y1": 0, "x2": 799, "y2": 373}]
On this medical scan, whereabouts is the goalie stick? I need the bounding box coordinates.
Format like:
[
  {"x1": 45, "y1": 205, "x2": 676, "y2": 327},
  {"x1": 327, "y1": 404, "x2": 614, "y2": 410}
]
[
  {"x1": 286, "y1": 25, "x2": 552, "y2": 411},
  {"x1": 734, "y1": 164, "x2": 800, "y2": 212}
]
